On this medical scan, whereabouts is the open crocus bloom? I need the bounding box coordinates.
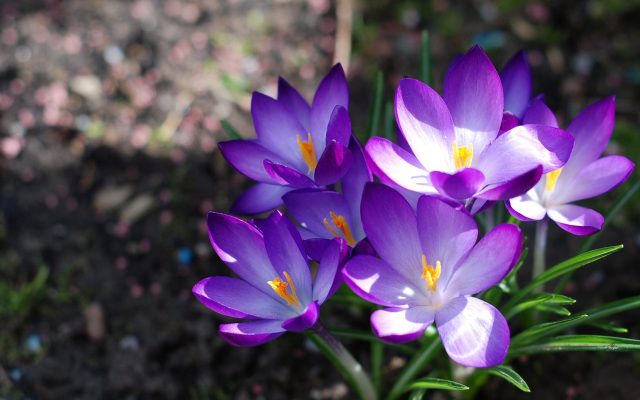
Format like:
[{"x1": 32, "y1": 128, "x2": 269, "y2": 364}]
[
  {"x1": 507, "y1": 97, "x2": 634, "y2": 235},
  {"x1": 220, "y1": 64, "x2": 353, "y2": 214},
  {"x1": 193, "y1": 211, "x2": 346, "y2": 346},
  {"x1": 366, "y1": 46, "x2": 574, "y2": 207},
  {"x1": 342, "y1": 183, "x2": 522, "y2": 367}
]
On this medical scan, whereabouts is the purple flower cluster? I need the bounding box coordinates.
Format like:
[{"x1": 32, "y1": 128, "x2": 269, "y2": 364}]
[{"x1": 194, "y1": 46, "x2": 633, "y2": 367}]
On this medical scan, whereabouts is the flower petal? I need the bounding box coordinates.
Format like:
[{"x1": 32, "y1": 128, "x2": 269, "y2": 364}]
[
  {"x1": 500, "y1": 50, "x2": 531, "y2": 118},
  {"x1": 219, "y1": 140, "x2": 287, "y2": 183},
  {"x1": 446, "y1": 224, "x2": 522, "y2": 297},
  {"x1": 506, "y1": 192, "x2": 547, "y2": 222},
  {"x1": 343, "y1": 255, "x2": 425, "y2": 307},
  {"x1": 499, "y1": 112, "x2": 520, "y2": 135},
  {"x1": 219, "y1": 320, "x2": 286, "y2": 347},
  {"x1": 231, "y1": 183, "x2": 292, "y2": 214},
  {"x1": 282, "y1": 301, "x2": 319, "y2": 332},
  {"x1": 263, "y1": 160, "x2": 315, "y2": 188},
  {"x1": 278, "y1": 77, "x2": 311, "y2": 132},
  {"x1": 475, "y1": 165, "x2": 543, "y2": 201},
  {"x1": 325, "y1": 105, "x2": 351, "y2": 146},
  {"x1": 314, "y1": 140, "x2": 353, "y2": 186},
  {"x1": 313, "y1": 239, "x2": 347, "y2": 303},
  {"x1": 395, "y1": 78, "x2": 455, "y2": 171},
  {"x1": 311, "y1": 64, "x2": 349, "y2": 153},
  {"x1": 193, "y1": 276, "x2": 293, "y2": 319},
  {"x1": 283, "y1": 189, "x2": 352, "y2": 240},
  {"x1": 547, "y1": 204, "x2": 604, "y2": 236},
  {"x1": 371, "y1": 306, "x2": 435, "y2": 344},
  {"x1": 430, "y1": 168, "x2": 485, "y2": 200},
  {"x1": 341, "y1": 138, "x2": 372, "y2": 238},
  {"x1": 365, "y1": 137, "x2": 435, "y2": 193},
  {"x1": 436, "y1": 296, "x2": 510, "y2": 367},
  {"x1": 522, "y1": 97, "x2": 558, "y2": 127},
  {"x1": 444, "y1": 45, "x2": 504, "y2": 155},
  {"x1": 475, "y1": 125, "x2": 573, "y2": 185}
]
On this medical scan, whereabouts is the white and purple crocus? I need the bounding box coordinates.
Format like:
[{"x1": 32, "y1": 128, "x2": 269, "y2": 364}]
[
  {"x1": 366, "y1": 46, "x2": 575, "y2": 210},
  {"x1": 343, "y1": 183, "x2": 522, "y2": 367},
  {"x1": 193, "y1": 211, "x2": 346, "y2": 346}
]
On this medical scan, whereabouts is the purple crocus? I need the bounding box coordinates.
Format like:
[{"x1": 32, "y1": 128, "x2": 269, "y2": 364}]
[
  {"x1": 342, "y1": 183, "x2": 522, "y2": 367},
  {"x1": 219, "y1": 65, "x2": 353, "y2": 214},
  {"x1": 193, "y1": 211, "x2": 346, "y2": 346},
  {"x1": 366, "y1": 46, "x2": 574, "y2": 208},
  {"x1": 507, "y1": 97, "x2": 634, "y2": 235}
]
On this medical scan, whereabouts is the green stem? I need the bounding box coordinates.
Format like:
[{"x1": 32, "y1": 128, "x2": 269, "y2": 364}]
[
  {"x1": 386, "y1": 338, "x2": 442, "y2": 400},
  {"x1": 532, "y1": 219, "x2": 549, "y2": 292},
  {"x1": 371, "y1": 341, "x2": 384, "y2": 396},
  {"x1": 307, "y1": 323, "x2": 377, "y2": 400}
]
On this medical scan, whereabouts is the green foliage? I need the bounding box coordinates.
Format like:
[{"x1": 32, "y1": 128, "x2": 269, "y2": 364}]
[
  {"x1": 220, "y1": 119, "x2": 243, "y2": 140},
  {"x1": 510, "y1": 335, "x2": 640, "y2": 356},
  {"x1": 485, "y1": 366, "x2": 530, "y2": 393},
  {"x1": 406, "y1": 377, "x2": 469, "y2": 392},
  {"x1": 0, "y1": 265, "x2": 48, "y2": 319}
]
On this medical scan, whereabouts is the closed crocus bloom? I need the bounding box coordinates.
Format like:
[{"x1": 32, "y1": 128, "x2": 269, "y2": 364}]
[
  {"x1": 193, "y1": 211, "x2": 346, "y2": 346},
  {"x1": 219, "y1": 65, "x2": 353, "y2": 214},
  {"x1": 366, "y1": 46, "x2": 574, "y2": 209},
  {"x1": 342, "y1": 183, "x2": 522, "y2": 367},
  {"x1": 507, "y1": 97, "x2": 635, "y2": 235}
]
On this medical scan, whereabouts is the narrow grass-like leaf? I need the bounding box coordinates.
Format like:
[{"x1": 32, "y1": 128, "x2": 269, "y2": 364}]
[
  {"x1": 419, "y1": 31, "x2": 432, "y2": 85},
  {"x1": 366, "y1": 71, "x2": 384, "y2": 139},
  {"x1": 512, "y1": 315, "x2": 588, "y2": 346},
  {"x1": 510, "y1": 335, "x2": 640, "y2": 356},
  {"x1": 220, "y1": 119, "x2": 242, "y2": 140},
  {"x1": 383, "y1": 100, "x2": 394, "y2": 139},
  {"x1": 330, "y1": 328, "x2": 414, "y2": 355},
  {"x1": 586, "y1": 321, "x2": 628, "y2": 334},
  {"x1": 407, "y1": 378, "x2": 468, "y2": 392},
  {"x1": 535, "y1": 304, "x2": 572, "y2": 316},
  {"x1": 408, "y1": 389, "x2": 427, "y2": 400},
  {"x1": 387, "y1": 339, "x2": 442, "y2": 400},
  {"x1": 505, "y1": 293, "x2": 575, "y2": 320},
  {"x1": 485, "y1": 366, "x2": 530, "y2": 393}
]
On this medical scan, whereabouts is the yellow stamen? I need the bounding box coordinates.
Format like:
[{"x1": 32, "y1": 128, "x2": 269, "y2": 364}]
[
  {"x1": 452, "y1": 141, "x2": 473, "y2": 170},
  {"x1": 421, "y1": 255, "x2": 441, "y2": 292},
  {"x1": 267, "y1": 271, "x2": 300, "y2": 307},
  {"x1": 296, "y1": 133, "x2": 318, "y2": 172},
  {"x1": 545, "y1": 168, "x2": 562, "y2": 193},
  {"x1": 323, "y1": 211, "x2": 357, "y2": 246}
]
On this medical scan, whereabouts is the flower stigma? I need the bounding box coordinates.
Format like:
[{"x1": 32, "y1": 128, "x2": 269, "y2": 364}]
[
  {"x1": 323, "y1": 211, "x2": 356, "y2": 246},
  {"x1": 267, "y1": 271, "x2": 301, "y2": 307},
  {"x1": 545, "y1": 168, "x2": 562, "y2": 193},
  {"x1": 296, "y1": 133, "x2": 318, "y2": 172},
  {"x1": 452, "y1": 141, "x2": 473, "y2": 170},
  {"x1": 421, "y1": 255, "x2": 441, "y2": 292}
]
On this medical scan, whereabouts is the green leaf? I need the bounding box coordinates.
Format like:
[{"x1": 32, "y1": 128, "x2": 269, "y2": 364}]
[
  {"x1": 408, "y1": 389, "x2": 426, "y2": 400},
  {"x1": 535, "y1": 304, "x2": 572, "y2": 316},
  {"x1": 485, "y1": 366, "x2": 530, "y2": 393},
  {"x1": 366, "y1": 71, "x2": 384, "y2": 139},
  {"x1": 330, "y1": 328, "x2": 414, "y2": 355},
  {"x1": 407, "y1": 378, "x2": 468, "y2": 392},
  {"x1": 383, "y1": 100, "x2": 394, "y2": 139},
  {"x1": 419, "y1": 31, "x2": 432, "y2": 85},
  {"x1": 510, "y1": 335, "x2": 640, "y2": 356},
  {"x1": 512, "y1": 315, "x2": 589, "y2": 345},
  {"x1": 586, "y1": 321, "x2": 628, "y2": 334},
  {"x1": 505, "y1": 293, "x2": 575, "y2": 320},
  {"x1": 220, "y1": 119, "x2": 242, "y2": 140}
]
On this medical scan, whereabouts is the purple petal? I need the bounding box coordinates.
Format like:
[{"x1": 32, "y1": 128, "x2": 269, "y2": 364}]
[
  {"x1": 193, "y1": 276, "x2": 292, "y2": 319},
  {"x1": 207, "y1": 212, "x2": 278, "y2": 289},
  {"x1": 365, "y1": 137, "x2": 435, "y2": 193},
  {"x1": 547, "y1": 204, "x2": 604, "y2": 236},
  {"x1": 219, "y1": 320, "x2": 285, "y2": 347},
  {"x1": 445, "y1": 224, "x2": 522, "y2": 297},
  {"x1": 506, "y1": 193, "x2": 547, "y2": 222},
  {"x1": 278, "y1": 77, "x2": 311, "y2": 132},
  {"x1": 436, "y1": 296, "x2": 510, "y2": 367},
  {"x1": 500, "y1": 50, "x2": 531, "y2": 118},
  {"x1": 231, "y1": 183, "x2": 292, "y2": 214},
  {"x1": 342, "y1": 138, "x2": 372, "y2": 237},
  {"x1": 395, "y1": 78, "x2": 455, "y2": 171},
  {"x1": 326, "y1": 105, "x2": 351, "y2": 146},
  {"x1": 352, "y1": 237, "x2": 377, "y2": 257},
  {"x1": 475, "y1": 125, "x2": 573, "y2": 185},
  {"x1": 416, "y1": 196, "x2": 477, "y2": 286},
  {"x1": 282, "y1": 301, "x2": 319, "y2": 332},
  {"x1": 261, "y1": 211, "x2": 313, "y2": 304},
  {"x1": 302, "y1": 238, "x2": 332, "y2": 261},
  {"x1": 283, "y1": 189, "x2": 352, "y2": 240},
  {"x1": 551, "y1": 155, "x2": 634, "y2": 204},
  {"x1": 343, "y1": 255, "x2": 425, "y2": 307},
  {"x1": 522, "y1": 97, "x2": 558, "y2": 127},
  {"x1": 263, "y1": 160, "x2": 315, "y2": 188},
  {"x1": 371, "y1": 306, "x2": 435, "y2": 344},
  {"x1": 313, "y1": 239, "x2": 347, "y2": 303},
  {"x1": 314, "y1": 140, "x2": 353, "y2": 186},
  {"x1": 310, "y1": 64, "x2": 349, "y2": 153},
  {"x1": 476, "y1": 165, "x2": 543, "y2": 201},
  {"x1": 430, "y1": 168, "x2": 485, "y2": 200},
  {"x1": 361, "y1": 183, "x2": 422, "y2": 281},
  {"x1": 499, "y1": 112, "x2": 520, "y2": 135},
  {"x1": 219, "y1": 140, "x2": 287, "y2": 183},
  {"x1": 444, "y1": 46, "x2": 504, "y2": 154}
]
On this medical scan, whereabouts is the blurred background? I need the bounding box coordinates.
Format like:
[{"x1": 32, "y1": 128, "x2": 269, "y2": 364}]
[{"x1": 1, "y1": 0, "x2": 639, "y2": 399}]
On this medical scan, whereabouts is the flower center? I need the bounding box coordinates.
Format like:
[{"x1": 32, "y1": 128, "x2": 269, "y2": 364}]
[
  {"x1": 323, "y1": 211, "x2": 356, "y2": 246},
  {"x1": 452, "y1": 141, "x2": 473, "y2": 170},
  {"x1": 267, "y1": 271, "x2": 300, "y2": 307},
  {"x1": 296, "y1": 133, "x2": 318, "y2": 172},
  {"x1": 545, "y1": 168, "x2": 562, "y2": 193},
  {"x1": 421, "y1": 255, "x2": 441, "y2": 292}
]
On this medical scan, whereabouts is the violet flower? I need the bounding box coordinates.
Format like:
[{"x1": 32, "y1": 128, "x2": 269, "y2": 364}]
[
  {"x1": 366, "y1": 46, "x2": 574, "y2": 208},
  {"x1": 507, "y1": 97, "x2": 634, "y2": 235},
  {"x1": 219, "y1": 65, "x2": 353, "y2": 214},
  {"x1": 342, "y1": 183, "x2": 522, "y2": 367},
  {"x1": 193, "y1": 211, "x2": 346, "y2": 346}
]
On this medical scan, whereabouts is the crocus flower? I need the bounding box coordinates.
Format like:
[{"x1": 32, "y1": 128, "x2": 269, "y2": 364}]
[
  {"x1": 342, "y1": 183, "x2": 522, "y2": 367},
  {"x1": 507, "y1": 97, "x2": 634, "y2": 235},
  {"x1": 193, "y1": 211, "x2": 346, "y2": 346},
  {"x1": 219, "y1": 65, "x2": 353, "y2": 214},
  {"x1": 366, "y1": 46, "x2": 574, "y2": 208}
]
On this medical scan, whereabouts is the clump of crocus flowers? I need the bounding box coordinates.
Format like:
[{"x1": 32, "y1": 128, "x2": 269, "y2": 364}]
[{"x1": 193, "y1": 45, "x2": 635, "y2": 399}]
